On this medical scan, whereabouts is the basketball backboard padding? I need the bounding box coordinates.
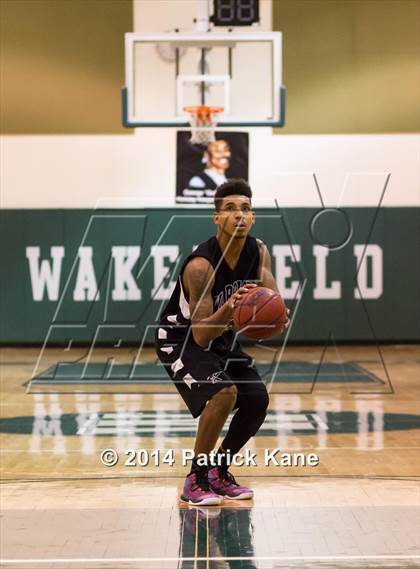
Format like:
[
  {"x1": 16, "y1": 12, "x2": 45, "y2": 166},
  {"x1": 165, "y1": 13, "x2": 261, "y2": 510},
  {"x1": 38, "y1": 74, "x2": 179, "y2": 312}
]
[{"x1": 122, "y1": 31, "x2": 285, "y2": 128}]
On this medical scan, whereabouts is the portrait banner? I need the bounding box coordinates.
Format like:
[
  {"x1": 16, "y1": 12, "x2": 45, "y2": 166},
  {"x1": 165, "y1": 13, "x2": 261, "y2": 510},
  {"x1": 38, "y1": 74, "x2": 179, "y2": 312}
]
[{"x1": 176, "y1": 131, "x2": 249, "y2": 204}]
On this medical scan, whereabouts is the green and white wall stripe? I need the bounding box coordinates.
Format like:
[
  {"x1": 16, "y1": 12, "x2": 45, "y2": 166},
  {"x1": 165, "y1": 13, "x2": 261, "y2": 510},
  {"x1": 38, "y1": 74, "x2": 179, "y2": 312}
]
[{"x1": 1, "y1": 207, "x2": 418, "y2": 343}]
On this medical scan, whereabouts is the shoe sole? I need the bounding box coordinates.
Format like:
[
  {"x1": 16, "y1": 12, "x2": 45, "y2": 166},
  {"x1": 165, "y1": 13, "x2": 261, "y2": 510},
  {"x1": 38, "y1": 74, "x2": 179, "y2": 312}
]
[
  {"x1": 223, "y1": 492, "x2": 254, "y2": 500},
  {"x1": 180, "y1": 494, "x2": 222, "y2": 506}
]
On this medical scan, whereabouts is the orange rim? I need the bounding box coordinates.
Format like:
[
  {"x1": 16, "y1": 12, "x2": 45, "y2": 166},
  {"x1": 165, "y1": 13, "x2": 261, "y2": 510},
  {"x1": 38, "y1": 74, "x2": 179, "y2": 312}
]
[{"x1": 184, "y1": 105, "x2": 224, "y2": 117}]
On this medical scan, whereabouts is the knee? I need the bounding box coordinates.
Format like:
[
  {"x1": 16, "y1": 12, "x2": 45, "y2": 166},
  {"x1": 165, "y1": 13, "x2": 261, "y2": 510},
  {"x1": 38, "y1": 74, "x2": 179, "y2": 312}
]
[
  {"x1": 260, "y1": 388, "x2": 270, "y2": 412},
  {"x1": 254, "y1": 388, "x2": 269, "y2": 415},
  {"x1": 211, "y1": 385, "x2": 238, "y2": 408},
  {"x1": 247, "y1": 388, "x2": 269, "y2": 434},
  {"x1": 242, "y1": 387, "x2": 269, "y2": 416}
]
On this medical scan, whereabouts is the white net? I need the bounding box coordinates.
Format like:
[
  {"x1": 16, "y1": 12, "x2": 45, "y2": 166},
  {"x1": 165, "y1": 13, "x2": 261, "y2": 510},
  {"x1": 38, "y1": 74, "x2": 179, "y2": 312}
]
[{"x1": 185, "y1": 106, "x2": 223, "y2": 146}]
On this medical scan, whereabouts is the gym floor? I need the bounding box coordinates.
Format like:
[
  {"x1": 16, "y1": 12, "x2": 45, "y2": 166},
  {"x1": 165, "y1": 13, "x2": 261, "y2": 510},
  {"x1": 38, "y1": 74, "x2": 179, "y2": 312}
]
[{"x1": 1, "y1": 344, "x2": 419, "y2": 568}]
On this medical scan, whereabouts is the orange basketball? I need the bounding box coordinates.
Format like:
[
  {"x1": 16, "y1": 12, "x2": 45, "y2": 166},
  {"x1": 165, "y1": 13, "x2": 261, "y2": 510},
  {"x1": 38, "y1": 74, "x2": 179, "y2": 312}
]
[{"x1": 233, "y1": 286, "x2": 288, "y2": 340}]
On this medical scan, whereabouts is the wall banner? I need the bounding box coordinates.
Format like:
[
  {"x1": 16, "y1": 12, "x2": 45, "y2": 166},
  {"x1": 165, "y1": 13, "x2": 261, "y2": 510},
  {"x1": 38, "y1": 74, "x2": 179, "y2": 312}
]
[
  {"x1": 0, "y1": 207, "x2": 419, "y2": 343},
  {"x1": 176, "y1": 131, "x2": 249, "y2": 204}
]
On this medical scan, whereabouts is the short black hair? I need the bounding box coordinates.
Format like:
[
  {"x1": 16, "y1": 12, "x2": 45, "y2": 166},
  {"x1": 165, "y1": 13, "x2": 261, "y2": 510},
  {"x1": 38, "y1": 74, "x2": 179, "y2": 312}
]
[{"x1": 214, "y1": 178, "x2": 252, "y2": 211}]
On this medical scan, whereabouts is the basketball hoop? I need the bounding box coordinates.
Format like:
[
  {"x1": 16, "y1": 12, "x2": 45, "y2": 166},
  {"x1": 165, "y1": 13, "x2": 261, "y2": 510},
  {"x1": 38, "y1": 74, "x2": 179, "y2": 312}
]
[{"x1": 184, "y1": 105, "x2": 223, "y2": 146}]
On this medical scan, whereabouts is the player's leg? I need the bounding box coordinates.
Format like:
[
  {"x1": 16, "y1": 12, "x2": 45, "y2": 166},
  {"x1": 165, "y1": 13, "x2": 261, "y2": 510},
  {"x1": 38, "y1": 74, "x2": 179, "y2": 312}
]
[
  {"x1": 222, "y1": 369, "x2": 269, "y2": 453},
  {"x1": 182, "y1": 384, "x2": 238, "y2": 505},
  {"x1": 208, "y1": 365, "x2": 269, "y2": 500},
  {"x1": 194, "y1": 384, "x2": 238, "y2": 455},
  {"x1": 155, "y1": 331, "x2": 238, "y2": 505}
]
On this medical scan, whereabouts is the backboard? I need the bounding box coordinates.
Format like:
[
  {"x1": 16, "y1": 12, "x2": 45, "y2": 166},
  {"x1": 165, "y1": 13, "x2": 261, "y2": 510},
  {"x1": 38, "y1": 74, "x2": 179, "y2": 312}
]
[{"x1": 122, "y1": 32, "x2": 285, "y2": 128}]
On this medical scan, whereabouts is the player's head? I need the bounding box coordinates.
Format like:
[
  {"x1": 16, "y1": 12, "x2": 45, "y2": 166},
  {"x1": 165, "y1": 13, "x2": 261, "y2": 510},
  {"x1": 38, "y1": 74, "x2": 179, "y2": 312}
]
[
  {"x1": 213, "y1": 179, "x2": 255, "y2": 239},
  {"x1": 205, "y1": 140, "x2": 231, "y2": 173}
]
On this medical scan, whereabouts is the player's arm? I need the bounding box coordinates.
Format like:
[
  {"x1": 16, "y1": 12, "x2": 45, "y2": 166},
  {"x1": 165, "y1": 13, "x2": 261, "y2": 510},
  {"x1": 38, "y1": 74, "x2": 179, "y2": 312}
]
[
  {"x1": 257, "y1": 240, "x2": 279, "y2": 292},
  {"x1": 183, "y1": 257, "x2": 255, "y2": 347}
]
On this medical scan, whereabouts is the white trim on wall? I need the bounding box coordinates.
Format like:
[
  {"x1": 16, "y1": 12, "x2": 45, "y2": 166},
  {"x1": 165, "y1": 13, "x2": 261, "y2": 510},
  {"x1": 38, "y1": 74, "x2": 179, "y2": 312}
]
[{"x1": 1, "y1": 133, "x2": 419, "y2": 208}]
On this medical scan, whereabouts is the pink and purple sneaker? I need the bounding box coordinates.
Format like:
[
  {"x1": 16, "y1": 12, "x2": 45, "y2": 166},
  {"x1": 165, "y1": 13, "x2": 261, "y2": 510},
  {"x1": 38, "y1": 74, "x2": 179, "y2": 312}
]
[
  {"x1": 181, "y1": 471, "x2": 223, "y2": 506},
  {"x1": 208, "y1": 466, "x2": 254, "y2": 500}
]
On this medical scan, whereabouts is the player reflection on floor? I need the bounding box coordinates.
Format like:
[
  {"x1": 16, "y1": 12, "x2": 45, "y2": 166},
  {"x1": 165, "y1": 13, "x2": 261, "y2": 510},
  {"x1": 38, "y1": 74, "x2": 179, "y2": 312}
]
[{"x1": 179, "y1": 506, "x2": 256, "y2": 569}]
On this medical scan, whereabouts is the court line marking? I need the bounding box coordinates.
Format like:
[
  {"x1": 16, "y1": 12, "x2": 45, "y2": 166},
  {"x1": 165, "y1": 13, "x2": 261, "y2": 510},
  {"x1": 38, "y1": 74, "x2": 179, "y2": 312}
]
[
  {"x1": 2, "y1": 474, "x2": 419, "y2": 484},
  {"x1": 0, "y1": 446, "x2": 420, "y2": 450},
  {"x1": 194, "y1": 508, "x2": 198, "y2": 569},
  {"x1": 4, "y1": 358, "x2": 417, "y2": 366},
  {"x1": 206, "y1": 509, "x2": 209, "y2": 569},
  {"x1": 1, "y1": 555, "x2": 420, "y2": 564}
]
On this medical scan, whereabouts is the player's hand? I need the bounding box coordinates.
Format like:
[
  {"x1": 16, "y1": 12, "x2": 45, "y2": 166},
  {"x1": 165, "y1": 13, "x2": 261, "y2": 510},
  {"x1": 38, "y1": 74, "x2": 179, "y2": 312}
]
[
  {"x1": 280, "y1": 308, "x2": 291, "y2": 333},
  {"x1": 228, "y1": 283, "x2": 258, "y2": 310}
]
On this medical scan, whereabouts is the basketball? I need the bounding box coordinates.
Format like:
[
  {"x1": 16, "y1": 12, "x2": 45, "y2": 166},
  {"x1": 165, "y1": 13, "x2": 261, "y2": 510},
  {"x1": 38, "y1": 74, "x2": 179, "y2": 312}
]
[{"x1": 233, "y1": 286, "x2": 288, "y2": 340}]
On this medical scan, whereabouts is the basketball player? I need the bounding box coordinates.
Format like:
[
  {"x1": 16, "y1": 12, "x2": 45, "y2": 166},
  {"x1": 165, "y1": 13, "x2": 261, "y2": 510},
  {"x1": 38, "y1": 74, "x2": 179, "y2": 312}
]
[{"x1": 156, "y1": 179, "x2": 289, "y2": 505}]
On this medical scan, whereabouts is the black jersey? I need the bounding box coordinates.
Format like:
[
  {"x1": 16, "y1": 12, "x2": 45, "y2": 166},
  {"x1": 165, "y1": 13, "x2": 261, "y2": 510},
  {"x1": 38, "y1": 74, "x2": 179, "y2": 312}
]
[{"x1": 159, "y1": 235, "x2": 260, "y2": 354}]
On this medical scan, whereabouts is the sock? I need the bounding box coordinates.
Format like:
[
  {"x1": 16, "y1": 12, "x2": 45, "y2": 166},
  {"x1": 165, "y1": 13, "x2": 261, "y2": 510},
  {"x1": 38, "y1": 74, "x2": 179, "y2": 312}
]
[
  {"x1": 215, "y1": 447, "x2": 231, "y2": 471},
  {"x1": 189, "y1": 456, "x2": 209, "y2": 476}
]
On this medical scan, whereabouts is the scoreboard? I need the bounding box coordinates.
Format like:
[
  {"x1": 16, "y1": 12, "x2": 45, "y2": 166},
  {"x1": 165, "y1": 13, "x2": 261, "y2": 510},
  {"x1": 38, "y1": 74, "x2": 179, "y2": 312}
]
[{"x1": 211, "y1": 0, "x2": 260, "y2": 27}]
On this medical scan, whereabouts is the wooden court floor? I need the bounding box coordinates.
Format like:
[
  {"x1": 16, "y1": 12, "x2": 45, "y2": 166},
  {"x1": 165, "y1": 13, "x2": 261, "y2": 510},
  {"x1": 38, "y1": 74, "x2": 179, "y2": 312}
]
[{"x1": 1, "y1": 344, "x2": 419, "y2": 569}]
